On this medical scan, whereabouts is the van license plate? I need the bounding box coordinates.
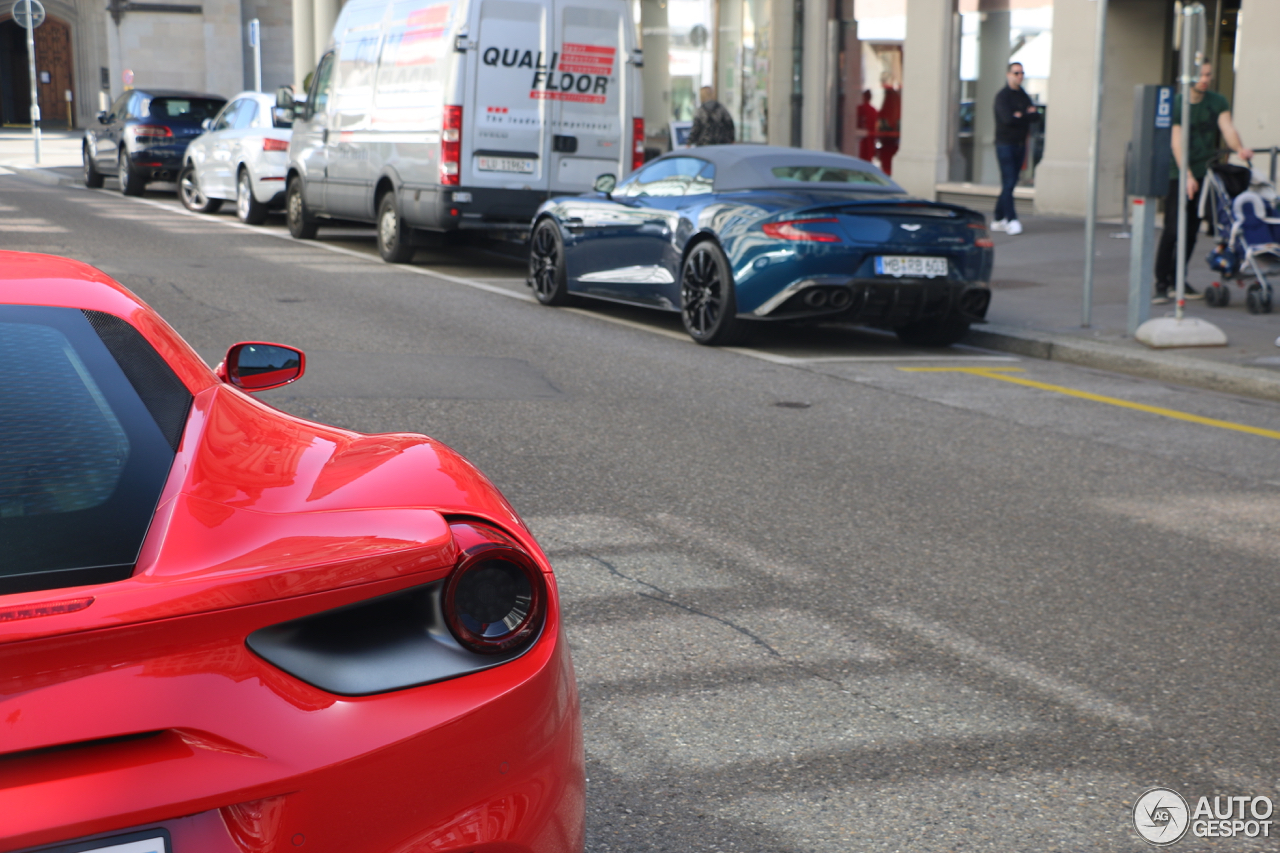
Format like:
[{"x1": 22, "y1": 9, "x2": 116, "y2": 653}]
[
  {"x1": 874, "y1": 256, "x2": 948, "y2": 278},
  {"x1": 477, "y1": 157, "x2": 535, "y2": 174}
]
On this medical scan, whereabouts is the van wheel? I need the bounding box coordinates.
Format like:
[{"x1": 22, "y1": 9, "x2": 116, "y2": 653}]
[
  {"x1": 236, "y1": 167, "x2": 268, "y2": 224},
  {"x1": 287, "y1": 175, "x2": 318, "y2": 239},
  {"x1": 377, "y1": 192, "x2": 414, "y2": 263}
]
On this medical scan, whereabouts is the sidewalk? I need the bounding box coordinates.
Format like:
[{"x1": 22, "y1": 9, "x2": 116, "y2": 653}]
[
  {"x1": 3, "y1": 134, "x2": 1279, "y2": 402},
  {"x1": 976, "y1": 214, "x2": 1280, "y2": 401}
]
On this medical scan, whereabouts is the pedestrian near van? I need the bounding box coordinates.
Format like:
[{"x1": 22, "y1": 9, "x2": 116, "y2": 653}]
[
  {"x1": 1152, "y1": 62, "x2": 1252, "y2": 304},
  {"x1": 688, "y1": 86, "x2": 735, "y2": 146},
  {"x1": 992, "y1": 62, "x2": 1038, "y2": 236}
]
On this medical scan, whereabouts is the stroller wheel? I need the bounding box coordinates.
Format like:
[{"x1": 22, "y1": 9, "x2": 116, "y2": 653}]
[
  {"x1": 1206, "y1": 285, "x2": 1225, "y2": 307},
  {"x1": 1246, "y1": 283, "x2": 1265, "y2": 314},
  {"x1": 1218, "y1": 284, "x2": 1231, "y2": 307}
]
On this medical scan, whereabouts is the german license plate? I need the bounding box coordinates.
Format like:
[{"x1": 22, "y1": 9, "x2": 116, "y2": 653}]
[
  {"x1": 476, "y1": 156, "x2": 535, "y2": 174},
  {"x1": 875, "y1": 256, "x2": 948, "y2": 278}
]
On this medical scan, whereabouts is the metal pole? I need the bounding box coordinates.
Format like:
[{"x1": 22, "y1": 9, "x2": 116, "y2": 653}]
[
  {"x1": 1082, "y1": 0, "x2": 1108, "y2": 328},
  {"x1": 1175, "y1": 4, "x2": 1204, "y2": 322},
  {"x1": 251, "y1": 18, "x2": 262, "y2": 93},
  {"x1": 24, "y1": 0, "x2": 40, "y2": 164}
]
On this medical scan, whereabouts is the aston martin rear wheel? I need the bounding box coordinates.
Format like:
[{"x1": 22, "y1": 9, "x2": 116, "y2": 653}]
[
  {"x1": 680, "y1": 241, "x2": 748, "y2": 346},
  {"x1": 895, "y1": 313, "x2": 971, "y2": 347},
  {"x1": 528, "y1": 219, "x2": 571, "y2": 306}
]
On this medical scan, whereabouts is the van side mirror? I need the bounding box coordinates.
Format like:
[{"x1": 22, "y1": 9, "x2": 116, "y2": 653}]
[
  {"x1": 593, "y1": 173, "x2": 617, "y2": 196},
  {"x1": 217, "y1": 342, "x2": 306, "y2": 391}
]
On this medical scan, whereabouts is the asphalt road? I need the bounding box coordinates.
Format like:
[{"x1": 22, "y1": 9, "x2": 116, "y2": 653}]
[{"x1": 5, "y1": 173, "x2": 1280, "y2": 852}]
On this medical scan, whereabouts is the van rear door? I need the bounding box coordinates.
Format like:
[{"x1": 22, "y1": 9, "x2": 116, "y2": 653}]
[
  {"x1": 546, "y1": 0, "x2": 631, "y2": 193},
  {"x1": 465, "y1": 0, "x2": 555, "y2": 197}
]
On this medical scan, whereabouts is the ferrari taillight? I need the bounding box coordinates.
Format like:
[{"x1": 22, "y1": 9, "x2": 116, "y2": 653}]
[
  {"x1": 443, "y1": 522, "x2": 545, "y2": 654},
  {"x1": 441, "y1": 105, "x2": 462, "y2": 186},
  {"x1": 762, "y1": 218, "x2": 842, "y2": 243},
  {"x1": 632, "y1": 117, "x2": 645, "y2": 172}
]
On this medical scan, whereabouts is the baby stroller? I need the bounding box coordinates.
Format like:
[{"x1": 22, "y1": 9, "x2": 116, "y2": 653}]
[{"x1": 1202, "y1": 162, "x2": 1280, "y2": 313}]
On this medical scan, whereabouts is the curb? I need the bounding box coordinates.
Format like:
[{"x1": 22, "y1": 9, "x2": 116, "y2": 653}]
[
  {"x1": 967, "y1": 322, "x2": 1280, "y2": 403},
  {"x1": 0, "y1": 163, "x2": 81, "y2": 187}
]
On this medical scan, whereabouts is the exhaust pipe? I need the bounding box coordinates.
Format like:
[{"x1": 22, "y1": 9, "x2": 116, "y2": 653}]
[
  {"x1": 828, "y1": 289, "x2": 852, "y2": 310},
  {"x1": 803, "y1": 289, "x2": 829, "y2": 308}
]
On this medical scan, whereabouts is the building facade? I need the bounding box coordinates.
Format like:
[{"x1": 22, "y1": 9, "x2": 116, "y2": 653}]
[{"x1": 1, "y1": 0, "x2": 1273, "y2": 223}]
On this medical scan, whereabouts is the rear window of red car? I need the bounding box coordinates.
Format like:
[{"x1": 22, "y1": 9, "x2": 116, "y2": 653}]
[{"x1": 0, "y1": 306, "x2": 190, "y2": 594}]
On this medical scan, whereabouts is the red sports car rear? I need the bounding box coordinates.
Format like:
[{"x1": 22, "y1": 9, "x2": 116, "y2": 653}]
[{"x1": 0, "y1": 252, "x2": 584, "y2": 853}]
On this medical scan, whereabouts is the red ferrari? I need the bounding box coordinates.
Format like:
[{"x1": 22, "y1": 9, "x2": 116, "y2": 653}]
[{"x1": 0, "y1": 252, "x2": 584, "y2": 853}]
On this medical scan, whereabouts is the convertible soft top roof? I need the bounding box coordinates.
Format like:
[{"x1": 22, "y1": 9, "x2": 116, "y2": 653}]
[{"x1": 655, "y1": 144, "x2": 905, "y2": 193}]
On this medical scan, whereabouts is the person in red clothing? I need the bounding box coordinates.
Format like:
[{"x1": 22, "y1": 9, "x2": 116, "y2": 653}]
[
  {"x1": 876, "y1": 81, "x2": 901, "y2": 175},
  {"x1": 856, "y1": 90, "x2": 878, "y2": 163}
]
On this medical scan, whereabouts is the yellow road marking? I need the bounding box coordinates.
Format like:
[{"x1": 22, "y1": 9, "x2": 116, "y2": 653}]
[{"x1": 899, "y1": 367, "x2": 1280, "y2": 440}]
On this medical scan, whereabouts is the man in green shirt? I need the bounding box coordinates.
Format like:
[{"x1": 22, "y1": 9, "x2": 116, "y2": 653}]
[{"x1": 1153, "y1": 62, "x2": 1252, "y2": 303}]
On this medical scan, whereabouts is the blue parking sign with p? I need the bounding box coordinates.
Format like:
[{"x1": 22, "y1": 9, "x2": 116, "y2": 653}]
[{"x1": 1155, "y1": 86, "x2": 1172, "y2": 129}]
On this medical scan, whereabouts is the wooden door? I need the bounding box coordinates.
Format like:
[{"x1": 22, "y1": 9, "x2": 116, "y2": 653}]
[{"x1": 34, "y1": 17, "x2": 73, "y2": 127}]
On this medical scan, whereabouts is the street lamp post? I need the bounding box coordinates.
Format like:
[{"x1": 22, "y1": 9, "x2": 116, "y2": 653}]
[{"x1": 23, "y1": 0, "x2": 41, "y2": 164}]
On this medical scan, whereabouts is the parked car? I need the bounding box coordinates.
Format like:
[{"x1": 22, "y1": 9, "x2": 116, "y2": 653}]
[
  {"x1": 284, "y1": 0, "x2": 643, "y2": 261},
  {"x1": 528, "y1": 145, "x2": 994, "y2": 346},
  {"x1": 0, "y1": 251, "x2": 584, "y2": 853},
  {"x1": 178, "y1": 91, "x2": 294, "y2": 224},
  {"x1": 82, "y1": 89, "x2": 226, "y2": 196}
]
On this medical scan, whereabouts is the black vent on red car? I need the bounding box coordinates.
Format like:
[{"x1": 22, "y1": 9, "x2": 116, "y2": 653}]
[{"x1": 83, "y1": 310, "x2": 192, "y2": 451}]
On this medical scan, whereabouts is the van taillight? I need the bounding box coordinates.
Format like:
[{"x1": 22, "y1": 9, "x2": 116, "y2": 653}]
[
  {"x1": 632, "y1": 118, "x2": 644, "y2": 172},
  {"x1": 441, "y1": 105, "x2": 462, "y2": 186}
]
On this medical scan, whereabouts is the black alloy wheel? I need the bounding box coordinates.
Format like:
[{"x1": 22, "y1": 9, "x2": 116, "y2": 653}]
[
  {"x1": 680, "y1": 241, "x2": 747, "y2": 345},
  {"x1": 286, "y1": 175, "x2": 318, "y2": 239},
  {"x1": 236, "y1": 168, "x2": 268, "y2": 225},
  {"x1": 377, "y1": 191, "x2": 414, "y2": 263},
  {"x1": 178, "y1": 165, "x2": 222, "y2": 214},
  {"x1": 117, "y1": 148, "x2": 145, "y2": 196},
  {"x1": 83, "y1": 144, "x2": 104, "y2": 188},
  {"x1": 895, "y1": 313, "x2": 971, "y2": 347},
  {"x1": 528, "y1": 219, "x2": 571, "y2": 305}
]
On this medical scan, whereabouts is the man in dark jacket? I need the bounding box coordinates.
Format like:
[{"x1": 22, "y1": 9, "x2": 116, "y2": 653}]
[
  {"x1": 689, "y1": 86, "x2": 735, "y2": 146},
  {"x1": 992, "y1": 62, "x2": 1038, "y2": 236}
]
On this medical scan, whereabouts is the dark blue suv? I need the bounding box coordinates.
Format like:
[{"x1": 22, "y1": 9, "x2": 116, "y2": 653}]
[{"x1": 83, "y1": 89, "x2": 226, "y2": 195}]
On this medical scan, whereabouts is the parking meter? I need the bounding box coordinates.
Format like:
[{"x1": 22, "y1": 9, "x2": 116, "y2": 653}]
[{"x1": 1127, "y1": 84, "x2": 1173, "y2": 335}]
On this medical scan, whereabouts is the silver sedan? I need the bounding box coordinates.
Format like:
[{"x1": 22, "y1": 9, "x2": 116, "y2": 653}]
[{"x1": 179, "y1": 91, "x2": 293, "y2": 224}]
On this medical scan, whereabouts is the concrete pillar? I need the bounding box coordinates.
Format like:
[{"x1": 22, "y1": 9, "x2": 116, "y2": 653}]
[
  {"x1": 1034, "y1": 0, "x2": 1167, "y2": 217},
  {"x1": 1232, "y1": 0, "x2": 1280, "y2": 164},
  {"x1": 314, "y1": 0, "x2": 340, "y2": 60},
  {"x1": 640, "y1": 0, "x2": 670, "y2": 149},
  {"x1": 972, "y1": 10, "x2": 1008, "y2": 185},
  {"x1": 768, "y1": 0, "x2": 794, "y2": 146},
  {"x1": 292, "y1": 0, "x2": 314, "y2": 89},
  {"x1": 896, "y1": 0, "x2": 956, "y2": 199},
  {"x1": 838, "y1": 13, "x2": 862, "y2": 157},
  {"x1": 801, "y1": 0, "x2": 830, "y2": 150}
]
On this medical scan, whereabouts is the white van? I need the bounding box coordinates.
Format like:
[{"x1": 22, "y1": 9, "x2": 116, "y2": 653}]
[{"x1": 283, "y1": 0, "x2": 643, "y2": 261}]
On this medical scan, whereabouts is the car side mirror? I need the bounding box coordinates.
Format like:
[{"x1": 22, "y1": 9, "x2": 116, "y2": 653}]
[
  {"x1": 201, "y1": 117, "x2": 213, "y2": 131},
  {"x1": 217, "y1": 342, "x2": 306, "y2": 391},
  {"x1": 593, "y1": 173, "x2": 617, "y2": 196},
  {"x1": 97, "y1": 111, "x2": 109, "y2": 124},
  {"x1": 275, "y1": 85, "x2": 295, "y2": 110}
]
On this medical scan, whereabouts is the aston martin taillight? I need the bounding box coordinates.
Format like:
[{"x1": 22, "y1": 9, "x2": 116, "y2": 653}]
[
  {"x1": 443, "y1": 522, "x2": 545, "y2": 654},
  {"x1": 969, "y1": 221, "x2": 993, "y2": 248},
  {"x1": 762, "y1": 218, "x2": 842, "y2": 243},
  {"x1": 441, "y1": 105, "x2": 462, "y2": 186}
]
